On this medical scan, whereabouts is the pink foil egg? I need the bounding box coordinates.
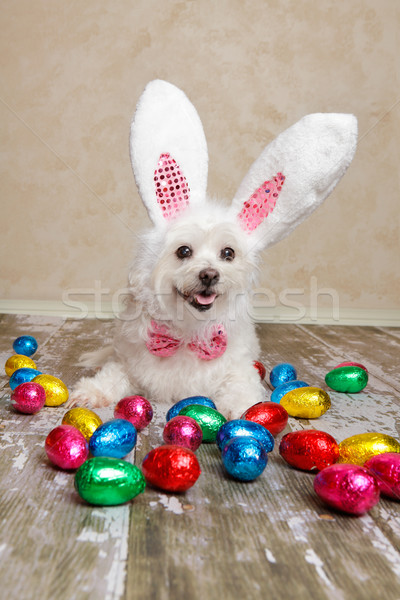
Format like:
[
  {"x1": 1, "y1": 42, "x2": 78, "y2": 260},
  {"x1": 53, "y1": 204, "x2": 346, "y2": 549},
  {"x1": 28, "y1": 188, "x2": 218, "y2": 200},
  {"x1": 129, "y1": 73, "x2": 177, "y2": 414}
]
[
  {"x1": 314, "y1": 464, "x2": 380, "y2": 515},
  {"x1": 114, "y1": 395, "x2": 153, "y2": 431},
  {"x1": 163, "y1": 416, "x2": 203, "y2": 451},
  {"x1": 11, "y1": 382, "x2": 46, "y2": 414},
  {"x1": 364, "y1": 453, "x2": 400, "y2": 500},
  {"x1": 45, "y1": 425, "x2": 89, "y2": 470}
]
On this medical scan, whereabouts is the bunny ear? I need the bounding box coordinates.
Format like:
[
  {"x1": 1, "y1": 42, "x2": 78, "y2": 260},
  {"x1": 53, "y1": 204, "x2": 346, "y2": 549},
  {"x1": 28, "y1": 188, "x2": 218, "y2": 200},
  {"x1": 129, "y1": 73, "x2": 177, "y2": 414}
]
[
  {"x1": 231, "y1": 113, "x2": 358, "y2": 250},
  {"x1": 130, "y1": 80, "x2": 208, "y2": 226}
]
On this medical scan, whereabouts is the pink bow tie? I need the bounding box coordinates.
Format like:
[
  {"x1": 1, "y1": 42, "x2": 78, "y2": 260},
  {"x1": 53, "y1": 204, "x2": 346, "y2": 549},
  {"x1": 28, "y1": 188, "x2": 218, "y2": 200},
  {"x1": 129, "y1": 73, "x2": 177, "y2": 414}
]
[{"x1": 146, "y1": 320, "x2": 227, "y2": 361}]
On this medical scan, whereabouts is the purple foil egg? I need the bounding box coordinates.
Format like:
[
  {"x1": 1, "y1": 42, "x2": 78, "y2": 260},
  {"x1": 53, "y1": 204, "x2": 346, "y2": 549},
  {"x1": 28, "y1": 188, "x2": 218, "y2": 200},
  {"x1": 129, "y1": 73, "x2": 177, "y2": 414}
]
[
  {"x1": 114, "y1": 395, "x2": 153, "y2": 431},
  {"x1": 364, "y1": 453, "x2": 400, "y2": 500},
  {"x1": 314, "y1": 464, "x2": 380, "y2": 515},
  {"x1": 163, "y1": 416, "x2": 203, "y2": 451}
]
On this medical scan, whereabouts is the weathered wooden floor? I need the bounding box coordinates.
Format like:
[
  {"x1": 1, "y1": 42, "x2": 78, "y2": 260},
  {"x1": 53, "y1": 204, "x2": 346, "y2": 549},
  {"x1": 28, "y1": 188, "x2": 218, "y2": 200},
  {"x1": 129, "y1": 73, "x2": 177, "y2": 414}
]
[{"x1": 0, "y1": 313, "x2": 399, "y2": 600}]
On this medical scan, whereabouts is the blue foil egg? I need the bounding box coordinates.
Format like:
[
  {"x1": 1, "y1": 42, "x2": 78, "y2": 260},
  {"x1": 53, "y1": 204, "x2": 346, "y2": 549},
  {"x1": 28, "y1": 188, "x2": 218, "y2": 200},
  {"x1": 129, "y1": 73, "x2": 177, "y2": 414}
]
[
  {"x1": 166, "y1": 396, "x2": 216, "y2": 422},
  {"x1": 13, "y1": 336, "x2": 38, "y2": 357},
  {"x1": 89, "y1": 419, "x2": 137, "y2": 458},
  {"x1": 9, "y1": 368, "x2": 42, "y2": 390},
  {"x1": 216, "y1": 419, "x2": 274, "y2": 453},
  {"x1": 222, "y1": 436, "x2": 268, "y2": 481},
  {"x1": 271, "y1": 380, "x2": 309, "y2": 403},
  {"x1": 269, "y1": 363, "x2": 297, "y2": 389}
]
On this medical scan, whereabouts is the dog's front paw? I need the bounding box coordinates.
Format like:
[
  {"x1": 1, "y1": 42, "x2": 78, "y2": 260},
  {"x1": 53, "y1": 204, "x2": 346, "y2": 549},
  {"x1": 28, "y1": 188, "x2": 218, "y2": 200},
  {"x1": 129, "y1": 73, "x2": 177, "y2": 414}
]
[
  {"x1": 66, "y1": 377, "x2": 115, "y2": 409},
  {"x1": 216, "y1": 380, "x2": 267, "y2": 420}
]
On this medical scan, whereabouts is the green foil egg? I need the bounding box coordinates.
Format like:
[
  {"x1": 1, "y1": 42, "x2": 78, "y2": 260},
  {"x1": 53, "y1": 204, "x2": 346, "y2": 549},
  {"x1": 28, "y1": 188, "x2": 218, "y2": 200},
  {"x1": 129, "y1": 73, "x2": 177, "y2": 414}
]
[
  {"x1": 74, "y1": 457, "x2": 145, "y2": 505},
  {"x1": 178, "y1": 405, "x2": 227, "y2": 443},
  {"x1": 325, "y1": 366, "x2": 368, "y2": 393}
]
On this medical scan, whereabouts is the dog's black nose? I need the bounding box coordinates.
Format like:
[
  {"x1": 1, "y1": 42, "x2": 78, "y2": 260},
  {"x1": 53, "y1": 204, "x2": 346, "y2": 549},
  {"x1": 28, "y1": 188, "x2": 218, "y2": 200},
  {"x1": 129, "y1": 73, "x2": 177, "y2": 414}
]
[{"x1": 199, "y1": 268, "x2": 219, "y2": 287}]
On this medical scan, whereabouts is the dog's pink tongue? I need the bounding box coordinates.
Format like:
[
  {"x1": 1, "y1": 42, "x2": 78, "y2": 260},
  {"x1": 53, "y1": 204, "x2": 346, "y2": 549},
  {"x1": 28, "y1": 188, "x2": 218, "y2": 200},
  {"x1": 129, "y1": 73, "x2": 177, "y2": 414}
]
[{"x1": 195, "y1": 293, "x2": 216, "y2": 305}]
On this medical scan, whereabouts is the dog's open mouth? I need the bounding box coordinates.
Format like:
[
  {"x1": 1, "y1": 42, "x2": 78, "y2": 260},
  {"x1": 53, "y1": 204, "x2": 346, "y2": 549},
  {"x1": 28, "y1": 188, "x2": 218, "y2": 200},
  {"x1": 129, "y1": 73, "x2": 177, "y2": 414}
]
[{"x1": 177, "y1": 289, "x2": 218, "y2": 311}]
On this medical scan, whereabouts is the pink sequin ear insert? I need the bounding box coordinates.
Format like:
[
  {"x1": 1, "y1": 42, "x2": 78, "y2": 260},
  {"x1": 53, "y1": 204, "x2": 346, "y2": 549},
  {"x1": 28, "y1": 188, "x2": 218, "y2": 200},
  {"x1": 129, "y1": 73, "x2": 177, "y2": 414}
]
[
  {"x1": 154, "y1": 153, "x2": 190, "y2": 220},
  {"x1": 238, "y1": 173, "x2": 285, "y2": 232}
]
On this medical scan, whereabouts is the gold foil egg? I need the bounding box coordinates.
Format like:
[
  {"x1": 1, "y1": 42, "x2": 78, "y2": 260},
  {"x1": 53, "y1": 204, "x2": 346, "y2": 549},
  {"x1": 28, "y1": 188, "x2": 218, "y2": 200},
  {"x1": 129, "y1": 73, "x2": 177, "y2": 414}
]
[
  {"x1": 62, "y1": 407, "x2": 103, "y2": 440},
  {"x1": 32, "y1": 374, "x2": 69, "y2": 406},
  {"x1": 280, "y1": 387, "x2": 331, "y2": 419},
  {"x1": 5, "y1": 354, "x2": 37, "y2": 377},
  {"x1": 338, "y1": 432, "x2": 400, "y2": 465}
]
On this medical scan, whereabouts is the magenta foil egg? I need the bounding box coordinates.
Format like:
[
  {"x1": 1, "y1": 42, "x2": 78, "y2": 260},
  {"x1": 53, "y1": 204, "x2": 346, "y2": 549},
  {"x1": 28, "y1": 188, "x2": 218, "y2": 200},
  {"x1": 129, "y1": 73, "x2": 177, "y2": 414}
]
[
  {"x1": 11, "y1": 382, "x2": 46, "y2": 414},
  {"x1": 45, "y1": 425, "x2": 89, "y2": 470},
  {"x1": 114, "y1": 395, "x2": 153, "y2": 431},
  {"x1": 314, "y1": 464, "x2": 380, "y2": 515},
  {"x1": 163, "y1": 416, "x2": 203, "y2": 451},
  {"x1": 364, "y1": 453, "x2": 400, "y2": 500}
]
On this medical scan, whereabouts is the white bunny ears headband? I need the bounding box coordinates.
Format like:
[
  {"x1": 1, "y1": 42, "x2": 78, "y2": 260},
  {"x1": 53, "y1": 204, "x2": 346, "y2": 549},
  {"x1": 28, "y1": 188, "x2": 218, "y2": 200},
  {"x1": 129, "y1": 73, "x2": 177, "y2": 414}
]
[{"x1": 130, "y1": 80, "x2": 357, "y2": 250}]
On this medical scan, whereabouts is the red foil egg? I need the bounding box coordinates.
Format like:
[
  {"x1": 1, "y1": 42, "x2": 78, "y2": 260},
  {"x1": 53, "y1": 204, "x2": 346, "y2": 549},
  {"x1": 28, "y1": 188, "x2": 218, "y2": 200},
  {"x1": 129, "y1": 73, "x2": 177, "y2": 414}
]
[
  {"x1": 364, "y1": 452, "x2": 400, "y2": 500},
  {"x1": 253, "y1": 360, "x2": 266, "y2": 380},
  {"x1": 45, "y1": 425, "x2": 89, "y2": 470},
  {"x1": 142, "y1": 445, "x2": 201, "y2": 492},
  {"x1": 11, "y1": 382, "x2": 46, "y2": 414},
  {"x1": 163, "y1": 416, "x2": 203, "y2": 451},
  {"x1": 242, "y1": 401, "x2": 288, "y2": 436},
  {"x1": 114, "y1": 395, "x2": 153, "y2": 431},
  {"x1": 314, "y1": 464, "x2": 380, "y2": 515},
  {"x1": 335, "y1": 361, "x2": 368, "y2": 373},
  {"x1": 279, "y1": 430, "x2": 340, "y2": 471}
]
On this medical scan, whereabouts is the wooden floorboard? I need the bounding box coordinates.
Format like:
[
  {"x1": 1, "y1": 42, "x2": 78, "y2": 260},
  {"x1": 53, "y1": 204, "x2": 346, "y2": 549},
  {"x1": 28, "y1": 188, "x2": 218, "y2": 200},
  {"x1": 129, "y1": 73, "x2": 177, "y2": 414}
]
[{"x1": 0, "y1": 315, "x2": 399, "y2": 600}]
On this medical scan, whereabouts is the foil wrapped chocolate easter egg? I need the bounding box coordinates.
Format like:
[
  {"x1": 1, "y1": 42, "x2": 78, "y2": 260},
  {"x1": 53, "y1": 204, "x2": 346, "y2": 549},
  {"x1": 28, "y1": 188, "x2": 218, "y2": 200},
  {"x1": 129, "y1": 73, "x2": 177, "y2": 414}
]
[
  {"x1": 222, "y1": 436, "x2": 268, "y2": 481},
  {"x1": 75, "y1": 457, "x2": 145, "y2": 505},
  {"x1": 269, "y1": 363, "x2": 297, "y2": 389},
  {"x1": 5, "y1": 354, "x2": 37, "y2": 377},
  {"x1": 163, "y1": 416, "x2": 203, "y2": 451},
  {"x1": 271, "y1": 380, "x2": 309, "y2": 404},
  {"x1": 62, "y1": 407, "x2": 103, "y2": 440},
  {"x1": 32, "y1": 374, "x2": 69, "y2": 406},
  {"x1": 216, "y1": 419, "x2": 274, "y2": 453},
  {"x1": 314, "y1": 464, "x2": 380, "y2": 515},
  {"x1": 114, "y1": 395, "x2": 153, "y2": 431},
  {"x1": 13, "y1": 335, "x2": 38, "y2": 357},
  {"x1": 364, "y1": 453, "x2": 400, "y2": 500},
  {"x1": 279, "y1": 430, "x2": 339, "y2": 471},
  {"x1": 89, "y1": 419, "x2": 137, "y2": 458},
  {"x1": 325, "y1": 366, "x2": 368, "y2": 393},
  {"x1": 11, "y1": 382, "x2": 46, "y2": 414},
  {"x1": 242, "y1": 401, "x2": 289, "y2": 436},
  {"x1": 280, "y1": 387, "x2": 331, "y2": 419},
  {"x1": 338, "y1": 432, "x2": 400, "y2": 465},
  {"x1": 166, "y1": 396, "x2": 216, "y2": 421},
  {"x1": 9, "y1": 368, "x2": 42, "y2": 390},
  {"x1": 142, "y1": 445, "x2": 201, "y2": 492},
  {"x1": 178, "y1": 405, "x2": 227, "y2": 443},
  {"x1": 335, "y1": 361, "x2": 368, "y2": 373},
  {"x1": 45, "y1": 425, "x2": 89, "y2": 470},
  {"x1": 253, "y1": 360, "x2": 266, "y2": 380}
]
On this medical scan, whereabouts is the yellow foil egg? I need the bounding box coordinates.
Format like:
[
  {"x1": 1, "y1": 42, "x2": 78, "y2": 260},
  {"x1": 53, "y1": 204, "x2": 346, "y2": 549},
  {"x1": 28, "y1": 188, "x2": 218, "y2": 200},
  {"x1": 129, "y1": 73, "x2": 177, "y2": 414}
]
[
  {"x1": 5, "y1": 354, "x2": 37, "y2": 377},
  {"x1": 280, "y1": 387, "x2": 331, "y2": 419},
  {"x1": 32, "y1": 374, "x2": 69, "y2": 406},
  {"x1": 338, "y1": 432, "x2": 400, "y2": 465},
  {"x1": 62, "y1": 407, "x2": 103, "y2": 440}
]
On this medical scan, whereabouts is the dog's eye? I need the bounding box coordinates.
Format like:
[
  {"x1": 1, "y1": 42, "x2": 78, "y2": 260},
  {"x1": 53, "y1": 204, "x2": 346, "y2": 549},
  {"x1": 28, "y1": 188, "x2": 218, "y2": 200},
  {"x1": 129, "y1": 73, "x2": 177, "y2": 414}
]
[
  {"x1": 220, "y1": 247, "x2": 235, "y2": 261},
  {"x1": 176, "y1": 245, "x2": 193, "y2": 259}
]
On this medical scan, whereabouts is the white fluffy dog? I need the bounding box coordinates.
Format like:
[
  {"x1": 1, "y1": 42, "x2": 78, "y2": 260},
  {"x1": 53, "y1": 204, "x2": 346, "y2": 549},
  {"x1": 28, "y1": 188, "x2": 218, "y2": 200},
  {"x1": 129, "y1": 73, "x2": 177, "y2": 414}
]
[{"x1": 69, "y1": 80, "x2": 357, "y2": 418}]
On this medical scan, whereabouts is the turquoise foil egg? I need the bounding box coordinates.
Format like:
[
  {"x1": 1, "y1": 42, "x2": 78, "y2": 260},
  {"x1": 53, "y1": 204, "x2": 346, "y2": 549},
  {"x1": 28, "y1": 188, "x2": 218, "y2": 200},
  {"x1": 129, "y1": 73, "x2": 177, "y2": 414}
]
[
  {"x1": 269, "y1": 363, "x2": 297, "y2": 389},
  {"x1": 89, "y1": 419, "x2": 137, "y2": 458},
  {"x1": 9, "y1": 368, "x2": 42, "y2": 390},
  {"x1": 216, "y1": 419, "x2": 274, "y2": 453},
  {"x1": 271, "y1": 380, "x2": 309, "y2": 403},
  {"x1": 166, "y1": 396, "x2": 216, "y2": 421}
]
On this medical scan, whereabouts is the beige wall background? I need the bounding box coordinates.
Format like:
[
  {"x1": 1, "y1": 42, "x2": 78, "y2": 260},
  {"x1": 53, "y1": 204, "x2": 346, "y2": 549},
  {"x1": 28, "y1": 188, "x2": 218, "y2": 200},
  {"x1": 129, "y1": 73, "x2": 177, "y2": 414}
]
[{"x1": 1, "y1": 0, "x2": 399, "y2": 322}]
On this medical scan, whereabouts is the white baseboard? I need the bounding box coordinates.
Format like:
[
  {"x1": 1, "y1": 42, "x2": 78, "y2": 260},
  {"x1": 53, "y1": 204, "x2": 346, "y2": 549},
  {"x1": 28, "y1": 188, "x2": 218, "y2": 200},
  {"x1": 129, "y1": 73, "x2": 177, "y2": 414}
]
[{"x1": 0, "y1": 299, "x2": 399, "y2": 327}]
